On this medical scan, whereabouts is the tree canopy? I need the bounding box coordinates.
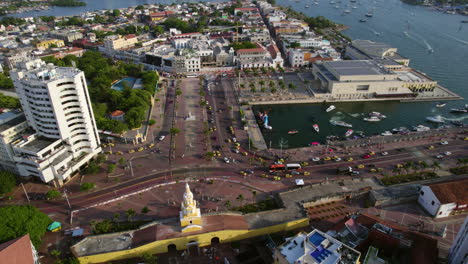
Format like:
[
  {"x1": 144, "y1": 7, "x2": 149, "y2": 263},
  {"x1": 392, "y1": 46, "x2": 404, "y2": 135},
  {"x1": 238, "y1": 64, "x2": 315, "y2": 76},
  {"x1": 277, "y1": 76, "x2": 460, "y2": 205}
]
[
  {"x1": 0, "y1": 93, "x2": 21, "y2": 108},
  {"x1": 0, "y1": 205, "x2": 51, "y2": 248},
  {"x1": 0, "y1": 73, "x2": 14, "y2": 89},
  {"x1": 0, "y1": 171, "x2": 16, "y2": 195},
  {"x1": 231, "y1": 41, "x2": 257, "y2": 51}
]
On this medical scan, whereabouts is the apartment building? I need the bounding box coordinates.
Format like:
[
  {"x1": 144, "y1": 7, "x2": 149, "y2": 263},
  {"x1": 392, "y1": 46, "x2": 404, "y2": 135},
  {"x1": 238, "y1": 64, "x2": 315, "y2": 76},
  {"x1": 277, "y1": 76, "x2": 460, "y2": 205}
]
[
  {"x1": 104, "y1": 34, "x2": 138, "y2": 51},
  {"x1": 51, "y1": 30, "x2": 84, "y2": 44},
  {"x1": 10, "y1": 59, "x2": 101, "y2": 185},
  {"x1": 448, "y1": 216, "x2": 468, "y2": 264},
  {"x1": 0, "y1": 110, "x2": 29, "y2": 173}
]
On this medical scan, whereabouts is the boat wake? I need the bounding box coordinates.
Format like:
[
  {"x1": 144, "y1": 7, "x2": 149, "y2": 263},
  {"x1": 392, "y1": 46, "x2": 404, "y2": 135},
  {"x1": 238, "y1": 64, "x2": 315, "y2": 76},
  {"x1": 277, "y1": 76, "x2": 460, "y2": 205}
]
[
  {"x1": 423, "y1": 39, "x2": 433, "y2": 53},
  {"x1": 444, "y1": 34, "x2": 468, "y2": 46},
  {"x1": 368, "y1": 27, "x2": 381, "y2": 36},
  {"x1": 442, "y1": 115, "x2": 468, "y2": 121}
]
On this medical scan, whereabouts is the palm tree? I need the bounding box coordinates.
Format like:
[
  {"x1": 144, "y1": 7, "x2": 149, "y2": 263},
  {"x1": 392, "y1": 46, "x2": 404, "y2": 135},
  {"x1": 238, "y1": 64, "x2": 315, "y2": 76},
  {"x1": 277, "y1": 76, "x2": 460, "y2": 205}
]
[
  {"x1": 50, "y1": 249, "x2": 61, "y2": 260},
  {"x1": 431, "y1": 161, "x2": 441, "y2": 173},
  {"x1": 224, "y1": 200, "x2": 231, "y2": 208},
  {"x1": 392, "y1": 167, "x2": 402, "y2": 176},
  {"x1": 456, "y1": 158, "x2": 468, "y2": 168},
  {"x1": 141, "y1": 252, "x2": 158, "y2": 264},
  {"x1": 269, "y1": 80, "x2": 275, "y2": 88},
  {"x1": 126, "y1": 208, "x2": 136, "y2": 222},
  {"x1": 240, "y1": 84, "x2": 245, "y2": 89},
  {"x1": 252, "y1": 190, "x2": 257, "y2": 202},
  {"x1": 288, "y1": 83, "x2": 296, "y2": 90},
  {"x1": 259, "y1": 80, "x2": 265, "y2": 88},
  {"x1": 236, "y1": 194, "x2": 244, "y2": 205},
  {"x1": 403, "y1": 161, "x2": 414, "y2": 174},
  {"x1": 170, "y1": 127, "x2": 180, "y2": 136},
  {"x1": 419, "y1": 161, "x2": 429, "y2": 172},
  {"x1": 112, "y1": 213, "x2": 120, "y2": 223}
]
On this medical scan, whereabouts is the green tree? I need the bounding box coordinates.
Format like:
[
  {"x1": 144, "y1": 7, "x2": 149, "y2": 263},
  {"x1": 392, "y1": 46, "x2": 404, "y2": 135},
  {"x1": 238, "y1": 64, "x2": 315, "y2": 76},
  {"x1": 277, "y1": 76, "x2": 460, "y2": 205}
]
[
  {"x1": 290, "y1": 42, "x2": 300, "y2": 48},
  {"x1": 0, "y1": 93, "x2": 21, "y2": 108},
  {"x1": 0, "y1": 73, "x2": 14, "y2": 89},
  {"x1": 149, "y1": 119, "x2": 156, "y2": 126},
  {"x1": 118, "y1": 157, "x2": 126, "y2": 166},
  {"x1": 0, "y1": 205, "x2": 51, "y2": 248},
  {"x1": 141, "y1": 206, "x2": 150, "y2": 214},
  {"x1": 46, "y1": 189, "x2": 61, "y2": 200},
  {"x1": 107, "y1": 164, "x2": 116, "y2": 174},
  {"x1": 125, "y1": 208, "x2": 136, "y2": 222},
  {"x1": 170, "y1": 127, "x2": 180, "y2": 136},
  {"x1": 236, "y1": 194, "x2": 244, "y2": 204},
  {"x1": 0, "y1": 171, "x2": 16, "y2": 195},
  {"x1": 224, "y1": 200, "x2": 231, "y2": 208},
  {"x1": 141, "y1": 252, "x2": 158, "y2": 264},
  {"x1": 51, "y1": 249, "x2": 61, "y2": 260},
  {"x1": 80, "y1": 182, "x2": 95, "y2": 192},
  {"x1": 112, "y1": 9, "x2": 121, "y2": 17},
  {"x1": 85, "y1": 161, "x2": 100, "y2": 174},
  {"x1": 288, "y1": 83, "x2": 296, "y2": 90},
  {"x1": 431, "y1": 161, "x2": 441, "y2": 172}
]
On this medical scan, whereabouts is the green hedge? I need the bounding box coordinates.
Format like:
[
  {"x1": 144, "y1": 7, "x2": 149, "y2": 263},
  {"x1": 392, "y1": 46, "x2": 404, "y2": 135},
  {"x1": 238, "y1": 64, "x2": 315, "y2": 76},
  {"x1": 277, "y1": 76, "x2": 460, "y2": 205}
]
[{"x1": 381, "y1": 171, "x2": 438, "y2": 186}]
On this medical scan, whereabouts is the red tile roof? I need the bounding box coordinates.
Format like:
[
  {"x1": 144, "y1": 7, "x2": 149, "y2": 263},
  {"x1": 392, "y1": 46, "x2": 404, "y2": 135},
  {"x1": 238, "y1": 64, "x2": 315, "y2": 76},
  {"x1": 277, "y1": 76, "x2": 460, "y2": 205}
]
[
  {"x1": 0, "y1": 234, "x2": 35, "y2": 264},
  {"x1": 124, "y1": 34, "x2": 137, "y2": 39},
  {"x1": 237, "y1": 47, "x2": 265, "y2": 54},
  {"x1": 110, "y1": 110, "x2": 125, "y2": 117},
  {"x1": 426, "y1": 179, "x2": 468, "y2": 205},
  {"x1": 235, "y1": 7, "x2": 258, "y2": 11}
]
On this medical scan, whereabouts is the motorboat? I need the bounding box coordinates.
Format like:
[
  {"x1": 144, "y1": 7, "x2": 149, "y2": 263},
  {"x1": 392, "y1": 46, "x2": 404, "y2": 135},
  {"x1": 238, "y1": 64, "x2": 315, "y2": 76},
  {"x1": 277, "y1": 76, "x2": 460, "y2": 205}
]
[
  {"x1": 264, "y1": 124, "x2": 272, "y2": 130},
  {"x1": 330, "y1": 0, "x2": 335, "y2": 3},
  {"x1": 326, "y1": 105, "x2": 336, "y2": 112},
  {"x1": 344, "y1": 9, "x2": 351, "y2": 13},
  {"x1": 369, "y1": 112, "x2": 386, "y2": 119},
  {"x1": 426, "y1": 116, "x2": 445, "y2": 123},
  {"x1": 413, "y1": 125, "x2": 430, "y2": 132},
  {"x1": 363, "y1": 116, "x2": 381, "y2": 122},
  {"x1": 330, "y1": 120, "x2": 353, "y2": 128},
  {"x1": 313, "y1": 124, "x2": 320, "y2": 133},
  {"x1": 435, "y1": 102, "x2": 446, "y2": 108},
  {"x1": 381, "y1": 131, "x2": 393, "y2": 136},
  {"x1": 365, "y1": 12, "x2": 373, "y2": 17},
  {"x1": 345, "y1": 129, "x2": 354, "y2": 137},
  {"x1": 392, "y1": 127, "x2": 408, "y2": 133},
  {"x1": 451, "y1": 121, "x2": 464, "y2": 127},
  {"x1": 288, "y1": 130, "x2": 299, "y2": 135},
  {"x1": 359, "y1": 19, "x2": 367, "y2": 22},
  {"x1": 305, "y1": 4, "x2": 310, "y2": 8},
  {"x1": 450, "y1": 108, "x2": 467, "y2": 113}
]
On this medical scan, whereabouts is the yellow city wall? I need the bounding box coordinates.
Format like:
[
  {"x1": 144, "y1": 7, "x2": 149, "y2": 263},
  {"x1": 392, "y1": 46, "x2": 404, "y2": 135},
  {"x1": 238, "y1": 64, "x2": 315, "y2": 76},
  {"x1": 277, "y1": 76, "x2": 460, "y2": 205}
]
[{"x1": 77, "y1": 218, "x2": 309, "y2": 264}]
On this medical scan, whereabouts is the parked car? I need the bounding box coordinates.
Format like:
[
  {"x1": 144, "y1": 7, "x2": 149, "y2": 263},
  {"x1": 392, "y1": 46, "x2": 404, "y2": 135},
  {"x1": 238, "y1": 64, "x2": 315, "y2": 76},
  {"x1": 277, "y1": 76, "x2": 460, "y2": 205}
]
[
  {"x1": 158, "y1": 135, "x2": 166, "y2": 141},
  {"x1": 223, "y1": 157, "x2": 230, "y2": 163},
  {"x1": 444, "y1": 151, "x2": 452, "y2": 156},
  {"x1": 232, "y1": 148, "x2": 239, "y2": 154},
  {"x1": 435, "y1": 155, "x2": 444, "y2": 159},
  {"x1": 362, "y1": 154, "x2": 371, "y2": 159},
  {"x1": 232, "y1": 137, "x2": 237, "y2": 143},
  {"x1": 311, "y1": 157, "x2": 320, "y2": 162},
  {"x1": 244, "y1": 169, "x2": 254, "y2": 174},
  {"x1": 381, "y1": 152, "x2": 389, "y2": 156},
  {"x1": 440, "y1": 141, "x2": 449, "y2": 145}
]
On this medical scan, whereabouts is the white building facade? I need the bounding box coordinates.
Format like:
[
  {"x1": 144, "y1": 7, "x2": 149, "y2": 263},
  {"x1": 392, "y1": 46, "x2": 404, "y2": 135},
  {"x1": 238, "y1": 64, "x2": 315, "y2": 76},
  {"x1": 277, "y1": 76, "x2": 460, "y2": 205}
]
[
  {"x1": 417, "y1": 179, "x2": 468, "y2": 218},
  {"x1": 10, "y1": 59, "x2": 101, "y2": 185},
  {"x1": 448, "y1": 216, "x2": 468, "y2": 264}
]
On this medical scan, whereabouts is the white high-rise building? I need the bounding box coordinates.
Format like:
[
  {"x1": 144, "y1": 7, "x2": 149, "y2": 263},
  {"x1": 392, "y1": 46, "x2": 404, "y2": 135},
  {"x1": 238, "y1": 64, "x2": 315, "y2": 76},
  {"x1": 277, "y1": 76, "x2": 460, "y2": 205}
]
[
  {"x1": 448, "y1": 216, "x2": 468, "y2": 264},
  {"x1": 10, "y1": 59, "x2": 101, "y2": 185}
]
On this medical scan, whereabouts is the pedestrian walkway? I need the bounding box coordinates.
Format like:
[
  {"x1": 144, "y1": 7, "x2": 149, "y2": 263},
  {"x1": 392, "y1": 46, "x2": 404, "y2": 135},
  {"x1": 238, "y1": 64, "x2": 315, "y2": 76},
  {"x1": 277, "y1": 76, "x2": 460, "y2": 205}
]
[{"x1": 242, "y1": 106, "x2": 267, "y2": 150}]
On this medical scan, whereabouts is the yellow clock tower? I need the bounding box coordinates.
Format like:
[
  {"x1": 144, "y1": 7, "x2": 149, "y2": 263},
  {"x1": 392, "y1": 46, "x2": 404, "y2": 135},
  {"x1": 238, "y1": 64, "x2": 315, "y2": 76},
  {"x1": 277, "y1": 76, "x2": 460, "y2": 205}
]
[{"x1": 180, "y1": 183, "x2": 202, "y2": 232}]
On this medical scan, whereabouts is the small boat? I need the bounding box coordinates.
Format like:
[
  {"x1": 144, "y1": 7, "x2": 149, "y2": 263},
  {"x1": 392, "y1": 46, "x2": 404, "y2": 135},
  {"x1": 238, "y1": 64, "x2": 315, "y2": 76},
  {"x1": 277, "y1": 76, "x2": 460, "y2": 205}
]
[
  {"x1": 288, "y1": 130, "x2": 299, "y2": 135},
  {"x1": 310, "y1": 142, "x2": 320, "y2": 145},
  {"x1": 345, "y1": 129, "x2": 354, "y2": 137},
  {"x1": 330, "y1": 0, "x2": 335, "y2": 3},
  {"x1": 435, "y1": 102, "x2": 446, "y2": 108},
  {"x1": 305, "y1": 4, "x2": 310, "y2": 8},
  {"x1": 450, "y1": 108, "x2": 468, "y2": 113},
  {"x1": 330, "y1": 120, "x2": 353, "y2": 128},
  {"x1": 365, "y1": 12, "x2": 373, "y2": 17},
  {"x1": 326, "y1": 105, "x2": 336, "y2": 112},
  {"x1": 359, "y1": 19, "x2": 367, "y2": 22},
  {"x1": 264, "y1": 124, "x2": 272, "y2": 130},
  {"x1": 313, "y1": 124, "x2": 320, "y2": 133},
  {"x1": 363, "y1": 116, "x2": 381, "y2": 122},
  {"x1": 344, "y1": 9, "x2": 351, "y2": 13},
  {"x1": 451, "y1": 121, "x2": 463, "y2": 127},
  {"x1": 413, "y1": 125, "x2": 430, "y2": 132},
  {"x1": 426, "y1": 116, "x2": 445, "y2": 123},
  {"x1": 462, "y1": 21, "x2": 468, "y2": 23},
  {"x1": 428, "y1": 48, "x2": 434, "y2": 53},
  {"x1": 369, "y1": 112, "x2": 386, "y2": 119},
  {"x1": 381, "y1": 131, "x2": 393, "y2": 136}
]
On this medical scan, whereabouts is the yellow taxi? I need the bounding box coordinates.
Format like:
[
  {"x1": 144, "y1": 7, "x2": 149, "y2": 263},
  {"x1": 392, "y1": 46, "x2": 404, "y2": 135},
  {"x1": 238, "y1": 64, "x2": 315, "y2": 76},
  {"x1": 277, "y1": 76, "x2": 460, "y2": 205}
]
[
  {"x1": 301, "y1": 162, "x2": 309, "y2": 166},
  {"x1": 368, "y1": 151, "x2": 375, "y2": 156},
  {"x1": 347, "y1": 157, "x2": 354, "y2": 162},
  {"x1": 357, "y1": 164, "x2": 365, "y2": 169},
  {"x1": 324, "y1": 156, "x2": 331, "y2": 161},
  {"x1": 128, "y1": 149, "x2": 135, "y2": 153},
  {"x1": 428, "y1": 145, "x2": 434, "y2": 149},
  {"x1": 395, "y1": 164, "x2": 403, "y2": 168},
  {"x1": 370, "y1": 168, "x2": 377, "y2": 173},
  {"x1": 138, "y1": 147, "x2": 144, "y2": 152},
  {"x1": 285, "y1": 174, "x2": 292, "y2": 178},
  {"x1": 304, "y1": 171, "x2": 311, "y2": 176},
  {"x1": 242, "y1": 152, "x2": 248, "y2": 156}
]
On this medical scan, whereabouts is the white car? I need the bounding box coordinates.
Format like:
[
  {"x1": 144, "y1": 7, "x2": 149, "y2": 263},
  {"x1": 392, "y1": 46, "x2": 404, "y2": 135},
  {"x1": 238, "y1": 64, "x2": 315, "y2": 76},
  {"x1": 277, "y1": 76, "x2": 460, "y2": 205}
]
[
  {"x1": 381, "y1": 152, "x2": 389, "y2": 156},
  {"x1": 444, "y1": 151, "x2": 452, "y2": 156},
  {"x1": 311, "y1": 157, "x2": 320, "y2": 162},
  {"x1": 232, "y1": 137, "x2": 237, "y2": 143},
  {"x1": 435, "y1": 154, "x2": 444, "y2": 159},
  {"x1": 334, "y1": 157, "x2": 342, "y2": 162},
  {"x1": 223, "y1": 157, "x2": 230, "y2": 163},
  {"x1": 232, "y1": 148, "x2": 239, "y2": 154},
  {"x1": 440, "y1": 141, "x2": 449, "y2": 145},
  {"x1": 158, "y1": 135, "x2": 166, "y2": 141}
]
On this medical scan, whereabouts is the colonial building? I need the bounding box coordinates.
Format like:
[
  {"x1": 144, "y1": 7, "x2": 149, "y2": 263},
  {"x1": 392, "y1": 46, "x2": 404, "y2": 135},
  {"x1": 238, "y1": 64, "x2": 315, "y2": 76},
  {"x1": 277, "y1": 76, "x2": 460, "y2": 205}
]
[
  {"x1": 418, "y1": 179, "x2": 468, "y2": 218},
  {"x1": 180, "y1": 183, "x2": 202, "y2": 232}
]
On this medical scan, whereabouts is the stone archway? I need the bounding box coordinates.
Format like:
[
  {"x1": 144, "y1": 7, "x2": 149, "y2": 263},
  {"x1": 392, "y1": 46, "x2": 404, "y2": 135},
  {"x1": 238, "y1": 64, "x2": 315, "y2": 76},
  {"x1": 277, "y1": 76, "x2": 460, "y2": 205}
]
[
  {"x1": 211, "y1": 237, "x2": 220, "y2": 245},
  {"x1": 167, "y1": 244, "x2": 177, "y2": 253}
]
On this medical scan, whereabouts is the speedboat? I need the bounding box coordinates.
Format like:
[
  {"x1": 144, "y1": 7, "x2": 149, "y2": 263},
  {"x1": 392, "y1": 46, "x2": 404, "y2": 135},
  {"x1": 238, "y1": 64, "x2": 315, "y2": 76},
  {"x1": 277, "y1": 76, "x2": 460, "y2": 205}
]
[
  {"x1": 426, "y1": 116, "x2": 445, "y2": 123},
  {"x1": 345, "y1": 129, "x2": 353, "y2": 137},
  {"x1": 381, "y1": 131, "x2": 393, "y2": 136},
  {"x1": 413, "y1": 125, "x2": 430, "y2": 132},
  {"x1": 369, "y1": 112, "x2": 386, "y2": 118},
  {"x1": 365, "y1": 12, "x2": 373, "y2": 17},
  {"x1": 330, "y1": 120, "x2": 353, "y2": 128},
  {"x1": 313, "y1": 124, "x2": 320, "y2": 133},
  {"x1": 435, "y1": 102, "x2": 446, "y2": 108},
  {"x1": 359, "y1": 19, "x2": 367, "y2": 22},
  {"x1": 363, "y1": 116, "x2": 381, "y2": 122},
  {"x1": 451, "y1": 121, "x2": 463, "y2": 127},
  {"x1": 326, "y1": 105, "x2": 336, "y2": 112},
  {"x1": 288, "y1": 130, "x2": 299, "y2": 135},
  {"x1": 305, "y1": 4, "x2": 310, "y2": 8},
  {"x1": 450, "y1": 108, "x2": 467, "y2": 113}
]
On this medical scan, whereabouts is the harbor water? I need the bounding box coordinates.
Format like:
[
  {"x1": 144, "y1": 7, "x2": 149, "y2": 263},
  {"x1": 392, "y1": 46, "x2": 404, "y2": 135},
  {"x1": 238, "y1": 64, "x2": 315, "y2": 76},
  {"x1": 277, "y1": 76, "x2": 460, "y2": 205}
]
[{"x1": 257, "y1": 0, "x2": 467, "y2": 148}]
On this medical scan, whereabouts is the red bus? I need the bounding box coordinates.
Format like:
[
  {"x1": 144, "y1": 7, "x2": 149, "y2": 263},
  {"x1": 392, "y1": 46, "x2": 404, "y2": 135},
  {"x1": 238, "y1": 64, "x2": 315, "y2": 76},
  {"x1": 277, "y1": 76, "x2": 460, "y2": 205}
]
[{"x1": 269, "y1": 164, "x2": 302, "y2": 172}]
